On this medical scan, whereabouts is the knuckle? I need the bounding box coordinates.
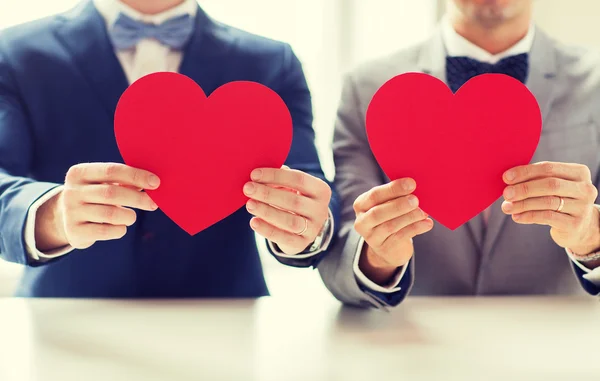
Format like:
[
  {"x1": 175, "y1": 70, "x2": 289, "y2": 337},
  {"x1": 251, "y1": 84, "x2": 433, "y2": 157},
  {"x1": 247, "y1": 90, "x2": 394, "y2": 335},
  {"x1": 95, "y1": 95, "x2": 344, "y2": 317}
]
[
  {"x1": 547, "y1": 178, "x2": 560, "y2": 192},
  {"x1": 293, "y1": 171, "x2": 305, "y2": 188},
  {"x1": 542, "y1": 210, "x2": 554, "y2": 221},
  {"x1": 409, "y1": 208, "x2": 425, "y2": 221},
  {"x1": 267, "y1": 226, "x2": 277, "y2": 240},
  {"x1": 103, "y1": 163, "x2": 119, "y2": 178},
  {"x1": 291, "y1": 194, "x2": 302, "y2": 210},
  {"x1": 540, "y1": 161, "x2": 554, "y2": 176},
  {"x1": 96, "y1": 224, "x2": 111, "y2": 238},
  {"x1": 583, "y1": 183, "x2": 598, "y2": 200},
  {"x1": 131, "y1": 168, "x2": 142, "y2": 186},
  {"x1": 290, "y1": 215, "x2": 301, "y2": 231},
  {"x1": 365, "y1": 191, "x2": 378, "y2": 207},
  {"x1": 382, "y1": 220, "x2": 397, "y2": 235},
  {"x1": 103, "y1": 207, "x2": 117, "y2": 222},
  {"x1": 541, "y1": 196, "x2": 553, "y2": 209},
  {"x1": 519, "y1": 182, "x2": 529, "y2": 197},
  {"x1": 261, "y1": 186, "x2": 271, "y2": 202},
  {"x1": 62, "y1": 187, "x2": 78, "y2": 202},
  {"x1": 66, "y1": 164, "x2": 85, "y2": 183},
  {"x1": 102, "y1": 185, "x2": 116, "y2": 200}
]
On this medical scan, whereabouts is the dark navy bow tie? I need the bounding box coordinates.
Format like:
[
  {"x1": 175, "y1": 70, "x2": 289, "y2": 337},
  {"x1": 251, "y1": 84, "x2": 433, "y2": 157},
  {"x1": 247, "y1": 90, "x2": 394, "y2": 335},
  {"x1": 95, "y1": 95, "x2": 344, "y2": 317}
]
[
  {"x1": 446, "y1": 53, "x2": 529, "y2": 93},
  {"x1": 109, "y1": 13, "x2": 195, "y2": 50}
]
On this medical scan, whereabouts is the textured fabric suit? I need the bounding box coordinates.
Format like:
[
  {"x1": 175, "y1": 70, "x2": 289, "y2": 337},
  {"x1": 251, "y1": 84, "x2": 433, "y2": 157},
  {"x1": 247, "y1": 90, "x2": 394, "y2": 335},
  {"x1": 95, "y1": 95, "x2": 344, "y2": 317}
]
[{"x1": 318, "y1": 28, "x2": 600, "y2": 308}]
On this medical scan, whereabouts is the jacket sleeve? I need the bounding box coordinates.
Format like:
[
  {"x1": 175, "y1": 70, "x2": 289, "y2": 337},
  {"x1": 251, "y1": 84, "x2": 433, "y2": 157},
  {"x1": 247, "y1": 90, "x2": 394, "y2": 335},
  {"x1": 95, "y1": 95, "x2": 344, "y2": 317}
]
[
  {"x1": 265, "y1": 43, "x2": 340, "y2": 268},
  {"x1": 0, "y1": 44, "x2": 60, "y2": 266}
]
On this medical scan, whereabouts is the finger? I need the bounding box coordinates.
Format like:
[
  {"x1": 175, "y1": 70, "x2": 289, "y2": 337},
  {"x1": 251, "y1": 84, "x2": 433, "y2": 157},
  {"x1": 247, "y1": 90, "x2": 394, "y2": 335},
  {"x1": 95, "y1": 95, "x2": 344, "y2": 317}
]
[
  {"x1": 246, "y1": 200, "x2": 314, "y2": 236},
  {"x1": 66, "y1": 163, "x2": 160, "y2": 190},
  {"x1": 69, "y1": 223, "x2": 127, "y2": 249},
  {"x1": 353, "y1": 178, "x2": 416, "y2": 213},
  {"x1": 243, "y1": 182, "x2": 320, "y2": 215},
  {"x1": 383, "y1": 218, "x2": 434, "y2": 249},
  {"x1": 357, "y1": 194, "x2": 420, "y2": 228},
  {"x1": 81, "y1": 184, "x2": 158, "y2": 211},
  {"x1": 249, "y1": 217, "x2": 308, "y2": 249},
  {"x1": 511, "y1": 210, "x2": 575, "y2": 230},
  {"x1": 250, "y1": 168, "x2": 330, "y2": 200},
  {"x1": 503, "y1": 161, "x2": 591, "y2": 184},
  {"x1": 503, "y1": 178, "x2": 584, "y2": 202},
  {"x1": 367, "y1": 208, "x2": 428, "y2": 247},
  {"x1": 75, "y1": 204, "x2": 138, "y2": 226},
  {"x1": 501, "y1": 196, "x2": 584, "y2": 217}
]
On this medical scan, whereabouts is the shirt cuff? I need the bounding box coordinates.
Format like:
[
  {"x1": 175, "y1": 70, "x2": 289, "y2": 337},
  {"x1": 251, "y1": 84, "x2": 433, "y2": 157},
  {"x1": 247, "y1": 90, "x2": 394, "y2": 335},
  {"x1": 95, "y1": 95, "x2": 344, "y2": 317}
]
[
  {"x1": 352, "y1": 237, "x2": 408, "y2": 293},
  {"x1": 268, "y1": 208, "x2": 335, "y2": 259},
  {"x1": 565, "y1": 247, "x2": 600, "y2": 286},
  {"x1": 25, "y1": 185, "x2": 74, "y2": 261}
]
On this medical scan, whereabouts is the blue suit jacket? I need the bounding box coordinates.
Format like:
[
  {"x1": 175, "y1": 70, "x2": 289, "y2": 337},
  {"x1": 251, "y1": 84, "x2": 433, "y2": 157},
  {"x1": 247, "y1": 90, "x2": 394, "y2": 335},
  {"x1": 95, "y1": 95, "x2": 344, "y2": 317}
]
[{"x1": 0, "y1": 2, "x2": 339, "y2": 298}]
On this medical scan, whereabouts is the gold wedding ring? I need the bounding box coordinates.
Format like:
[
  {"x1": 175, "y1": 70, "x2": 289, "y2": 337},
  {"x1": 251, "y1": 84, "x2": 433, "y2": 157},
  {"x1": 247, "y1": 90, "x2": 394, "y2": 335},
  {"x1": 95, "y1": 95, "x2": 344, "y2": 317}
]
[
  {"x1": 295, "y1": 217, "x2": 308, "y2": 236},
  {"x1": 556, "y1": 197, "x2": 565, "y2": 213}
]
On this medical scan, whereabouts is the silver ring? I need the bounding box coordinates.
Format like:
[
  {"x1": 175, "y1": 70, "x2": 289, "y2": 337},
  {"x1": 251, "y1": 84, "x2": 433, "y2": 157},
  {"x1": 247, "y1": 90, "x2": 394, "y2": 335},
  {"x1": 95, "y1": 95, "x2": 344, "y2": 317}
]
[
  {"x1": 295, "y1": 217, "x2": 308, "y2": 236},
  {"x1": 556, "y1": 196, "x2": 565, "y2": 213}
]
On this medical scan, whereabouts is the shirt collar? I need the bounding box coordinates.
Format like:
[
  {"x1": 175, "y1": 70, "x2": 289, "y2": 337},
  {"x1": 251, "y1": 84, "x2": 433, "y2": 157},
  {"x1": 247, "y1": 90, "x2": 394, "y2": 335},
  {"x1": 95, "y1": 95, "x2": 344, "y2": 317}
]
[
  {"x1": 441, "y1": 15, "x2": 535, "y2": 64},
  {"x1": 93, "y1": 0, "x2": 197, "y2": 27}
]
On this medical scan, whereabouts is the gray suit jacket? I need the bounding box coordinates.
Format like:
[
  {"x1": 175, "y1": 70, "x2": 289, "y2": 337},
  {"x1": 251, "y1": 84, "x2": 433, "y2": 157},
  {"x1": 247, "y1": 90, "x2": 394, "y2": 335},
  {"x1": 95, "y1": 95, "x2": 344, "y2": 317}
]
[{"x1": 319, "y1": 27, "x2": 600, "y2": 309}]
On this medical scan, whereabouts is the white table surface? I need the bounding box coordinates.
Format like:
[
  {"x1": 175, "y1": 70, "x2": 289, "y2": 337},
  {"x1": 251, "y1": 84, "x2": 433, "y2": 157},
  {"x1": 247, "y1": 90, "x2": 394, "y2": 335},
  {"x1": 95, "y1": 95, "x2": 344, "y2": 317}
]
[{"x1": 0, "y1": 296, "x2": 598, "y2": 381}]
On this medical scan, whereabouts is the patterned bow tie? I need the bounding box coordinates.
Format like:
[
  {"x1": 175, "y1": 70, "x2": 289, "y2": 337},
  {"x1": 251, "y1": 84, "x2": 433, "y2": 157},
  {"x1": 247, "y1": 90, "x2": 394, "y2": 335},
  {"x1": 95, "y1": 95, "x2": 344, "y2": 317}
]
[
  {"x1": 446, "y1": 53, "x2": 529, "y2": 93},
  {"x1": 109, "y1": 13, "x2": 195, "y2": 50}
]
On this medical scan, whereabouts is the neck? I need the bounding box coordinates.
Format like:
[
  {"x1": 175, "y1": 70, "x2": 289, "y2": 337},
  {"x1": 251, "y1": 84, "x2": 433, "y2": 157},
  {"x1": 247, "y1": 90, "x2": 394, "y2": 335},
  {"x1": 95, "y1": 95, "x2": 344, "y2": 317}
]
[
  {"x1": 118, "y1": 0, "x2": 185, "y2": 15},
  {"x1": 448, "y1": 7, "x2": 532, "y2": 55}
]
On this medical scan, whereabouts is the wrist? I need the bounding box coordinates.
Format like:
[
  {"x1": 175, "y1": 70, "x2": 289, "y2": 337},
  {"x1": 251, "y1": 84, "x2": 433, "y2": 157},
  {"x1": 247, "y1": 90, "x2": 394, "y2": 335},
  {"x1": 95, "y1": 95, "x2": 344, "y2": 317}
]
[
  {"x1": 35, "y1": 192, "x2": 68, "y2": 251},
  {"x1": 570, "y1": 207, "x2": 600, "y2": 255},
  {"x1": 358, "y1": 244, "x2": 409, "y2": 286}
]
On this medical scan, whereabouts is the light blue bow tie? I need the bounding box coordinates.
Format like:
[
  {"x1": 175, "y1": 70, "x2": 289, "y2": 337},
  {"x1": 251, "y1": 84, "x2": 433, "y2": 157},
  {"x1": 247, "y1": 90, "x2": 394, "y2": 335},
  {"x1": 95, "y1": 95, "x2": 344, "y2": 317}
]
[{"x1": 109, "y1": 13, "x2": 195, "y2": 50}]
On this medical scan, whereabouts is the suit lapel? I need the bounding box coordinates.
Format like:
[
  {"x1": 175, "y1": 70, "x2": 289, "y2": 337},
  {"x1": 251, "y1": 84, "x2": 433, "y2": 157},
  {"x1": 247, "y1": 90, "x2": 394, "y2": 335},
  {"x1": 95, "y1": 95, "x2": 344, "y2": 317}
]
[
  {"x1": 178, "y1": 7, "x2": 235, "y2": 95},
  {"x1": 417, "y1": 28, "x2": 485, "y2": 248},
  {"x1": 482, "y1": 28, "x2": 559, "y2": 256},
  {"x1": 54, "y1": 1, "x2": 129, "y2": 119}
]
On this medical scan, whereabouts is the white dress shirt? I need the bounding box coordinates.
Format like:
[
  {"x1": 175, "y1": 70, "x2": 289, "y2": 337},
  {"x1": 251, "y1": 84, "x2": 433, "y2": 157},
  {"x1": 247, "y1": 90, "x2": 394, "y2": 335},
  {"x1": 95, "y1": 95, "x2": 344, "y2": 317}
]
[
  {"x1": 354, "y1": 15, "x2": 600, "y2": 293},
  {"x1": 25, "y1": 0, "x2": 332, "y2": 261}
]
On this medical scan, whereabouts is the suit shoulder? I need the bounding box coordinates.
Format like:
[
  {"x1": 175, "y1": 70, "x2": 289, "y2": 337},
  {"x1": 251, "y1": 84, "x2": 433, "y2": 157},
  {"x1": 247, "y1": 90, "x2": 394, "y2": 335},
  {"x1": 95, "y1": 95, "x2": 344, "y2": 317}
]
[
  {"x1": 554, "y1": 40, "x2": 600, "y2": 83},
  {"x1": 212, "y1": 20, "x2": 292, "y2": 60},
  {"x1": 0, "y1": 15, "x2": 59, "y2": 48},
  {"x1": 342, "y1": 43, "x2": 423, "y2": 104}
]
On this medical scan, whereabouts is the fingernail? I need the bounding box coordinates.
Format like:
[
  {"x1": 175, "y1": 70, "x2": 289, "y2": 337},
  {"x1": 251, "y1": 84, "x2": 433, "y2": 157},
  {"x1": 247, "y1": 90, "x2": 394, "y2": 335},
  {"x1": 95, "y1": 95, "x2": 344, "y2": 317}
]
[
  {"x1": 251, "y1": 169, "x2": 263, "y2": 181},
  {"x1": 148, "y1": 175, "x2": 160, "y2": 188},
  {"x1": 513, "y1": 214, "x2": 521, "y2": 221},
  {"x1": 151, "y1": 202, "x2": 158, "y2": 210},
  {"x1": 504, "y1": 187, "x2": 515, "y2": 200},
  {"x1": 408, "y1": 195, "x2": 418, "y2": 207},
  {"x1": 403, "y1": 179, "x2": 415, "y2": 191},
  {"x1": 250, "y1": 218, "x2": 259, "y2": 229},
  {"x1": 504, "y1": 170, "x2": 516, "y2": 182},
  {"x1": 247, "y1": 200, "x2": 257, "y2": 211},
  {"x1": 502, "y1": 202, "x2": 513, "y2": 212},
  {"x1": 244, "y1": 182, "x2": 256, "y2": 195}
]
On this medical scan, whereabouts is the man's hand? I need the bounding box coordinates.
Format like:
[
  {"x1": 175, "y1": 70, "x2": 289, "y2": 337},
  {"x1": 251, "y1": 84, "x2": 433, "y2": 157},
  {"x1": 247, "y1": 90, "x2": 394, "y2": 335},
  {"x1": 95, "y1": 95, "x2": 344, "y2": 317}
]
[
  {"x1": 501, "y1": 161, "x2": 600, "y2": 257},
  {"x1": 353, "y1": 178, "x2": 433, "y2": 285},
  {"x1": 35, "y1": 163, "x2": 160, "y2": 251},
  {"x1": 244, "y1": 166, "x2": 331, "y2": 255}
]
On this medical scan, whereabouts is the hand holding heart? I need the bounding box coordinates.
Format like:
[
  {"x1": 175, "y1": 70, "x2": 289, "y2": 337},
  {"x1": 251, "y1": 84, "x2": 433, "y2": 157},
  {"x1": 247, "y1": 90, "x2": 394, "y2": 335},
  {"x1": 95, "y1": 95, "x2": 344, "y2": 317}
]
[
  {"x1": 353, "y1": 179, "x2": 434, "y2": 284},
  {"x1": 244, "y1": 166, "x2": 332, "y2": 255},
  {"x1": 35, "y1": 163, "x2": 159, "y2": 251},
  {"x1": 501, "y1": 161, "x2": 600, "y2": 254}
]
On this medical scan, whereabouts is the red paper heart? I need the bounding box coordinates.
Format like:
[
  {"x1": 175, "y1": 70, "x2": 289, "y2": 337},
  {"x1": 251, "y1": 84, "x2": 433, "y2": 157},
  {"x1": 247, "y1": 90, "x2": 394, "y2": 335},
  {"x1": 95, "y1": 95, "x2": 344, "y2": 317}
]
[
  {"x1": 114, "y1": 72, "x2": 292, "y2": 235},
  {"x1": 366, "y1": 73, "x2": 542, "y2": 230}
]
